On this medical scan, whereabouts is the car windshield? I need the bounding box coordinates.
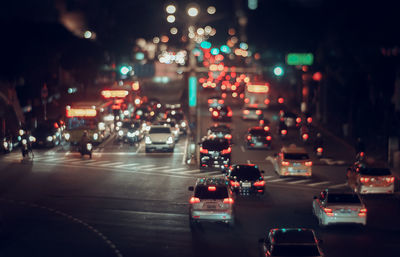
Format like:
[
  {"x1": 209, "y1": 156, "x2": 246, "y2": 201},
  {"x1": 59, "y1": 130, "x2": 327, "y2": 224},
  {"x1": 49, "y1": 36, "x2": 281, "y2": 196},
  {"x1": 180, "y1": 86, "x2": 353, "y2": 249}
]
[
  {"x1": 149, "y1": 127, "x2": 171, "y2": 134},
  {"x1": 202, "y1": 139, "x2": 230, "y2": 151},
  {"x1": 359, "y1": 168, "x2": 391, "y2": 176},
  {"x1": 194, "y1": 185, "x2": 228, "y2": 199},
  {"x1": 327, "y1": 193, "x2": 361, "y2": 204},
  {"x1": 230, "y1": 166, "x2": 261, "y2": 180},
  {"x1": 284, "y1": 153, "x2": 309, "y2": 160},
  {"x1": 270, "y1": 245, "x2": 320, "y2": 257}
]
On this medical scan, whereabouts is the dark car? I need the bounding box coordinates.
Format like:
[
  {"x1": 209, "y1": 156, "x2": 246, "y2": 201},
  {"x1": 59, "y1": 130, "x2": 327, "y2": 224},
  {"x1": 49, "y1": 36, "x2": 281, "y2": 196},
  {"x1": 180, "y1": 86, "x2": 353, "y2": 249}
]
[
  {"x1": 199, "y1": 137, "x2": 231, "y2": 171},
  {"x1": 31, "y1": 122, "x2": 62, "y2": 148},
  {"x1": 206, "y1": 124, "x2": 232, "y2": 143},
  {"x1": 226, "y1": 164, "x2": 265, "y2": 195},
  {"x1": 210, "y1": 105, "x2": 232, "y2": 122},
  {"x1": 125, "y1": 121, "x2": 145, "y2": 144},
  {"x1": 245, "y1": 127, "x2": 272, "y2": 149},
  {"x1": 165, "y1": 107, "x2": 187, "y2": 135}
]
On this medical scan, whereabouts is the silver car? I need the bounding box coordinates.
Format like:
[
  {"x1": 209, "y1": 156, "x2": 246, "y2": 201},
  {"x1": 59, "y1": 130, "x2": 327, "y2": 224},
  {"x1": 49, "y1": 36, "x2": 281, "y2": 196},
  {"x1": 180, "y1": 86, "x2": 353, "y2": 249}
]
[
  {"x1": 312, "y1": 188, "x2": 367, "y2": 227},
  {"x1": 145, "y1": 125, "x2": 175, "y2": 152},
  {"x1": 188, "y1": 177, "x2": 235, "y2": 228}
]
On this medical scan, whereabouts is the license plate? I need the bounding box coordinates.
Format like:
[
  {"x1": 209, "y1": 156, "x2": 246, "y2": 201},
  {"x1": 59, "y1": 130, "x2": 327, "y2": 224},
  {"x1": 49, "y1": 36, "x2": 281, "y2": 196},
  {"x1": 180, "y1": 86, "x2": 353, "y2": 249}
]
[
  {"x1": 340, "y1": 209, "x2": 352, "y2": 213},
  {"x1": 256, "y1": 142, "x2": 263, "y2": 146},
  {"x1": 242, "y1": 182, "x2": 251, "y2": 187},
  {"x1": 293, "y1": 163, "x2": 301, "y2": 166},
  {"x1": 207, "y1": 204, "x2": 216, "y2": 209}
]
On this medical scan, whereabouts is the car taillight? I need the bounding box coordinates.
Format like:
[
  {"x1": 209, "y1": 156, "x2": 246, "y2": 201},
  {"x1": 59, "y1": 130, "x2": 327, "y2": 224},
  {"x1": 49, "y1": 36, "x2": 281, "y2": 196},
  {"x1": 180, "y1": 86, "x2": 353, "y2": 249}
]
[
  {"x1": 259, "y1": 120, "x2": 264, "y2": 125},
  {"x1": 218, "y1": 100, "x2": 224, "y2": 104},
  {"x1": 266, "y1": 136, "x2": 272, "y2": 141},
  {"x1": 305, "y1": 161, "x2": 312, "y2": 166},
  {"x1": 221, "y1": 85, "x2": 226, "y2": 90},
  {"x1": 208, "y1": 99, "x2": 213, "y2": 104},
  {"x1": 224, "y1": 134, "x2": 232, "y2": 140},
  {"x1": 281, "y1": 130, "x2": 287, "y2": 135},
  {"x1": 227, "y1": 110, "x2": 233, "y2": 117},
  {"x1": 200, "y1": 147, "x2": 208, "y2": 154},
  {"x1": 244, "y1": 98, "x2": 249, "y2": 103},
  {"x1": 278, "y1": 97, "x2": 284, "y2": 104},
  {"x1": 230, "y1": 181, "x2": 240, "y2": 187},
  {"x1": 360, "y1": 177, "x2": 370, "y2": 183},
  {"x1": 359, "y1": 152, "x2": 365, "y2": 157},
  {"x1": 256, "y1": 110, "x2": 262, "y2": 115},
  {"x1": 243, "y1": 110, "x2": 250, "y2": 115},
  {"x1": 264, "y1": 99, "x2": 270, "y2": 105},
  {"x1": 296, "y1": 117, "x2": 302, "y2": 123},
  {"x1": 208, "y1": 186, "x2": 216, "y2": 191},
  {"x1": 317, "y1": 147, "x2": 323, "y2": 153},
  {"x1": 212, "y1": 111, "x2": 218, "y2": 117},
  {"x1": 189, "y1": 197, "x2": 200, "y2": 204},
  {"x1": 323, "y1": 208, "x2": 334, "y2": 216},
  {"x1": 264, "y1": 126, "x2": 270, "y2": 131},
  {"x1": 223, "y1": 198, "x2": 234, "y2": 204},
  {"x1": 359, "y1": 208, "x2": 367, "y2": 217},
  {"x1": 386, "y1": 177, "x2": 395, "y2": 183},
  {"x1": 221, "y1": 147, "x2": 232, "y2": 155},
  {"x1": 254, "y1": 180, "x2": 265, "y2": 187},
  {"x1": 282, "y1": 161, "x2": 290, "y2": 166},
  {"x1": 222, "y1": 93, "x2": 227, "y2": 98},
  {"x1": 302, "y1": 133, "x2": 309, "y2": 140},
  {"x1": 231, "y1": 85, "x2": 237, "y2": 90},
  {"x1": 247, "y1": 135, "x2": 252, "y2": 140},
  {"x1": 307, "y1": 117, "x2": 312, "y2": 124}
]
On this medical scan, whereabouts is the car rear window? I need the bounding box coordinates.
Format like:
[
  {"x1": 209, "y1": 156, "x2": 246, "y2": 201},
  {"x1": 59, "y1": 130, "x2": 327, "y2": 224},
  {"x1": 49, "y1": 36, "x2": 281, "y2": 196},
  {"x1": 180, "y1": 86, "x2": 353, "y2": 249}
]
[
  {"x1": 230, "y1": 166, "x2": 261, "y2": 180},
  {"x1": 249, "y1": 129, "x2": 267, "y2": 136},
  {"x1": 359, "y1": 168, "x2": 391, "y2": 176},
  {"x1": 284, "y1": 153, "x2": 309, "y2": 160},
  {"x1": 149, "y1": 127, "x2": 171, "y2": 134},
  {"x1": 202, "y1": 139, "x2": 230, "y2": 151},
  {"x1": 327, "y1": 193, "x2": 361, "y2": 204},
  {"x1": 271, "y1": 245, "x2": 320, "y2": 257},
  {"x1": 194, "y1": 185, "x2": 228, "y2": 199}
]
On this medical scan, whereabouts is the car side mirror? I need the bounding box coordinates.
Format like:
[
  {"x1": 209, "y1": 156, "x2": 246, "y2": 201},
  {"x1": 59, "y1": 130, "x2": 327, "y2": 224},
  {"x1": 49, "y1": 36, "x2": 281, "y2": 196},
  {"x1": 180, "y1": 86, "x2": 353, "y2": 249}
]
[{"x1": 188, "y1": 186, "x2": 194, "y2": 191}]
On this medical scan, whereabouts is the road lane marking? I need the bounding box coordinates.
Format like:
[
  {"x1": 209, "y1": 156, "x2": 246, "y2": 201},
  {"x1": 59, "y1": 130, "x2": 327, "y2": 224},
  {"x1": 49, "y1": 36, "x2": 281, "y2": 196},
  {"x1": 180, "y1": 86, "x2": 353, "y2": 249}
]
[
  {"x1": 99, "y1": 162, "x2": 125, "y2": 167},
  {"x1": 183, "y1": 169, "x2": 201, "y2": 174},
  {"x1": 287, "y1": 180, "x2": 309, "y2": 184},
  {"x1": 267, "y1": 178, "x2": 294, "y2": 183},
  {"x1": 263, "y1": 176, "x2": 273, "y2": 180},
  {"x1": 135, "y1": 144, "x2": 142, "y2": 154},
  {"x1": 166, "y1": 167, "x2": 187, "y2": 172},
  {"x1": 240, "y1": 146, "x2": 245, "y2": 152},
  {"x1": 139, "y1": 164, "x2": 156, "y2": 168},
  {"x1": 89, "y1": 161, "x2": 113, "y2": 165},
  {"x1": 114, "y1": 163, "x2": 140, "y2": 168},
  {"x1": 308, "y1": 181, "x2": 331, "y2": 187}
]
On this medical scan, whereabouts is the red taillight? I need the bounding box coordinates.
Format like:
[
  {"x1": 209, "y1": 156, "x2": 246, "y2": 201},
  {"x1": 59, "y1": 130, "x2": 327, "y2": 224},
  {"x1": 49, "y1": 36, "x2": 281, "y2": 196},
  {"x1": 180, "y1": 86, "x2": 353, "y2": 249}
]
[
  {"x1": 189, "y1": 197, "x2": 200, "y2": 204},
  {"x1": 281, "y1": 130, "x2": 287, "y2": 135},
  {"x1": 266, "y1": 136, "x2": 272, "y2": 141},
  {"x1": 317, "y1": 147, "x2": 323, "y2": 153},
  {"x1": 360, "y1": 177, "x2": 370, "y2": 183},
  {"x1": 305, "y1": 161, "x2": 312, "y2": 166},
  {"x1": 264, "y1": 99, "x2": 270, "y2": 105},
  {"x1": 259, "y1": 120, "x2": 264, "y2": 125},
  {"x1": 208, "y1": 186, "x2": 216, "y2": 191},
  {"x1": 244, "y1": 98, "x2": 249, "y2": 103},
  {"x1": 253, "y1": 180, "x2": 265, "y2": 187},
  {"x1": 231, "y1": 85, "x2": 237, "y2": 91},
  {"x1": 243, "y1": 110, "x2": 250, "y2": 115},
  {"x1": 247, "y1": 135, "x2": 252, "y2": 140},
  {"x1": 359, "y1": 208, "x2": 367, "y2": 217},
  {"x1": 307, "y1": 117, "x2": 312, "y2": 124},
  {"x1": 302, "y1": 133, "x2": 309, "y2": 140},
  {"x1": 282, "y1": 161, "x2": 290, "y2": 166},
  {"x1": 227, "y1": 110, "x2": 233, "y2": 117},
  {"x1": 230, "y1": 181, "x2": 240, "y2": 187},
  {"x1": 296, "y1": 117, "x2": 302, "y2": 123},
  {"x1": 221, "y1": 85, "x2": 226, "y2": 90},
  {"x1": 278, "y1": 97, "x2": 284, "y2": 104},
  {"x1": 221, "y1": 147, "x2": 232, "y2": 155},
  {"x1": 208, "y1": 99, "x2": 213, "y2": 104},
  {"x1": 218, "y1": 99, "x2": 224, "y2": 104},
  {"x1": 223, "y1": 198, "x2": 234, "y2": 204},
  {"x1": 232, "y1": 92, "x2": 238, "y2": 98},
  {"x1": 386, "y1": 177, "x2": 395, "y2": 183},
  {"x1": 200, "y1": 147, "x2": 208, "y2": 154},
  {"x1": 264, "y1": 126, "x2": 270, "y2": 131},
  {"x1": 224, "y1": 134, "x2": 232, "y2": 140},
  {"x1": 324, "y1": 208, "x2": 334, "y2": 216},
  {"x1": 256, "y1": 110, "x2": 262, "y2": 115},
  {"x1": 212, "y1": 111, "x2": 218, "y2": 117},
  {"x1": 222, "y1": 93, "x2": 227, "y2": 98}
]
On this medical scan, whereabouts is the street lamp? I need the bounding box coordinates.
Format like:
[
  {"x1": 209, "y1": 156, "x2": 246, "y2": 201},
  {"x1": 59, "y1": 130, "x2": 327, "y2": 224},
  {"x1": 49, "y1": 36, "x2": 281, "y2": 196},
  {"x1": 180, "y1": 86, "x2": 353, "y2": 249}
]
[
  {"x1": 187, "y1": 7, "x2": 199, "y2": 17},
  {"x1": 166, "y1": 4, "x2": 176, "y2": 14},
  {"x1": 167, "y1": 15, "x2": 176, "y2": 23}
]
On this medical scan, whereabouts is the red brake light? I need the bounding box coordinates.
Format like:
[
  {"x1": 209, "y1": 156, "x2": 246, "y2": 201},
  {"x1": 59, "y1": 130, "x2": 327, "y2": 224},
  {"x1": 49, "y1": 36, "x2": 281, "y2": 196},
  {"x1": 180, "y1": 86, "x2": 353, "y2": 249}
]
[
  {"x1": 223, "y1": 198, "x2": 234, "y2": 204},
  {"x1": 243, "y1": 110, "x2": 250, "y2": 115},
  {"x1": 222, "y1": 93, "x2": 227, "y2": 98},
  {"x1": 278, "y1": 97, "x2": 284, "y2": 104},
  {"x1": 305, "y1": 161, "x2": 312, "y2": 166},
  {"x1": 218, "y1": 99, "x2": 224, "y2": 104},
  {"x1": 359, "y1": 208, "x2": 367, "y2": 217},
  {"x1": 282, "y1": 161, "x2": 290, "y2": 166},
  {"x1": 281, "y1": 130, "x2": 287, "y2": 135},
  {"x1": 256, "y1": 110, "x2": 262, "y2": 115},
  {"x1": 221, "y1": 147, "x2": 232, "y2": 155},
  {"x1": 317, "y1": 147, "x2": 323, "y2": 153},
  {"x1": 244, "y1": 98, "x2": 249, "y2": 103},
  {"x1": 247, "y1": 135, "x2": 252, "y2": 140},
  {"x1": 307, "y1": 117, "x2": 312, "y2": 123},
  {"x1": 264, "y1": 126, "x2": 270, "y2": 131},
  {"x1": 208, "y1": 99, "x2": 213, "y2": 104},
  {"x1": 227, "y1": 110, "x2": 233, "y2": 117},
  {"x1": 253, "y1": 180, "x2": 265, "y2": 187},
  {"x1": 296, "y1": 117, "x2": 302, "y2": 123},
  {"x1": 212, "y1": 111, "x2": 218, "y2": 117},
  {"x1": 266, "y1": 136, "x2": 272, "y2": 141},
  {"x1": 224, "y1": 134, "x2": 232, "y2": 140},
  {"x1": 302, "y1": 133, "x2": 309, "y2": 140},
  {"x1": 208, "y1": 186, "x2": 216, "y2": 191},
  {"x1": 360, "y1": 152, "x2": 365, "y2": 157},
  {"x1": 386, "y1": 177, "x2": 395, "y2": 183},
  {"x1": 324, "y1": 208, "x2": 334, "y2": 216},
  {"x1": 259, "y1": 120, "x2": 264, "y2": 125},
  {"x1": 264, "y1": 98, "x2": 270, "y2": 105},
  {"x1": 200, "y1": 147, "x2": 208, "y2": 154},
  {"x1": 189, "y1": 197, "x2": 200, "y2": 204},
  {"x1": 230, "y1": 181, "x2": 240, "y2": 187},
  {"x1": 360, "y1": 177, "x2": 370, "y2": 183}
]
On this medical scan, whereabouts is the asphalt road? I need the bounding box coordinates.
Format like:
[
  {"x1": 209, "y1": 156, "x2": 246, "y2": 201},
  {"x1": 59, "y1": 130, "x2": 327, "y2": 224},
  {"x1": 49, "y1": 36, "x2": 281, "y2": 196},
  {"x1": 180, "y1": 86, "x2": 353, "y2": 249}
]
[{"x1": 0, "y1": 85, "x2": 400, "y2": 257}]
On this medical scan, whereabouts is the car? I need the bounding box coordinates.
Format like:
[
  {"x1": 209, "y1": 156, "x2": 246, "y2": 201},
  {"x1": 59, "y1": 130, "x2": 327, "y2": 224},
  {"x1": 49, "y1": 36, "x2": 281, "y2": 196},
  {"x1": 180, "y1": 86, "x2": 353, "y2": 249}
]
[
  {"x1": 245, "y1": 127, "x2": 272, "y2": 149},
  {"x1": 242, "y1": 106, "x2": 263, "y2": 120},
  {"x1": 210, "y1": 105, "x2": 232, "y2": 122},
  {"x1": 188, "y1": 177, "x2": 235, "y2": 227},
  {"x1": 31, "y1": 121, "x2": 62, "y2": 148},
  {"x1": 164, "y1": 106, "x2": 187, "y2": 135},
  {"x1": 145, "y1": 125, "x2": 175, "y2": 152},
  {"x1": 346, "y1": 163, "x2": 395, "y2": 194},
  {"x1": 259, "y1": 228, "x2": 324, "y2": 257},
  {"x1": 206, "y1": 124, "x2": 232, "y2": 143},
  {"x1": 199, "y1": 137, "x2": 231, "y2": 171},
  {"x1": 312, "y1": 188, "x2": 367, "y2": 227},
  {"x1": 226, "y1": 164, "x2": 265, "y2": 196},
  {"x1": 207, "y1": 96, "x2": 225, "y2": 110},
  {"x1": 258, "y1": 118, "x2": 271, "y2": 132},
  {"x1": 115, "y1": 120, "x2": 133, "y2": 141},
  {"x1": 279, "y1": 111, "x2": 301, "y2": 128},
  {"x1": 125, "y1": 121, "x2": 145, "y2": 144},
  {"x1": 273, "y1": 145, "x2": 312, "y2": 177}
]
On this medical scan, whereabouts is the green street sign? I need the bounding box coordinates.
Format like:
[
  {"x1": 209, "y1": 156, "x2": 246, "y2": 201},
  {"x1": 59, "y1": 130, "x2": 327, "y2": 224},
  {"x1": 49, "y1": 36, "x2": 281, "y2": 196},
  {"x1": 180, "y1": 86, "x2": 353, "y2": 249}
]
[
  {"x1": 189, "y1": 76, "x2": 197, "y2": 107},
  {"x1": 286, "y1": 53, "x2": 314, "y2": 66}
]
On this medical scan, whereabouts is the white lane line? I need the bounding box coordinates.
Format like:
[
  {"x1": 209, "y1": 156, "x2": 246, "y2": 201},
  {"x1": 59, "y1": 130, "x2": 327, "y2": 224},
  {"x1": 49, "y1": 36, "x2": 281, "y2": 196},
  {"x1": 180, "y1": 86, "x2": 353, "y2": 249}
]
[
  {"x1": 114, "y1": 163, "x2": 140, "y2": 168},
  {"x1": 99, "y1": 162, "x2": 125, "y2": 167},
  {"x1": 39, "y1": 157, "x2": 64, "y2": 162},
  {"x1": 185, "y1": 169, "x2": 201, "y2": 174},
  {"x1": 182, "y1": 136, "x2": 189, "y2": 165},
  {"x1": 327, "y1": 183, "x2": 348, "y2": 189},
  {"x1": 267, "y1": 178, "x2": 294, "y2": 183},
  {"x1": 166, "y1": 167, "x2": 187, "y2": 172},
  {"x1": 154, "y1": 166, "x2": 172, "y2": 170},
  {"x1": 263, "y1": 176, "x2": 274, "y2": 180},
  {"x1": 308, "y1": 181, "x2": 331, "y2": 187},
  {"x1": 139, "y1": 164, "x2": 156, "y2": 168},
  {"x1": 287, "y1": 180, "x2": 309, "y2": 184},
  {"x1": 65, "y1": 151, "x2": 71, "y2": 156},
  {"x1": 135, "y1": 144, "x2": 142, "y2": 154},
  {"x1": 240, "y1": 146, "x2": 245, "y2": 152},
  {"x1": 201, "y1": 171, "x2": 224, "y2": 176}
]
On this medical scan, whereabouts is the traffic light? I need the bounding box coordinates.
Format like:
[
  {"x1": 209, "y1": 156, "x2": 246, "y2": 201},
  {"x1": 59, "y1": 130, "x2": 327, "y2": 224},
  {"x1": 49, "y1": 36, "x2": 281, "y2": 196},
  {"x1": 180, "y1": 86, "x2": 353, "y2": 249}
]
[
  {"x1": 273, "y1": 66, "x2": 284, "y2": 76},
  {"x1": 210, "y1": 48, "x2": 220, "y2": 55},
  {"x1": 120, "y1": 65, "x2": 131, "y2": 75},
  {"x1": 200, "y1": 41, "x2": 212, "y2": 49}
]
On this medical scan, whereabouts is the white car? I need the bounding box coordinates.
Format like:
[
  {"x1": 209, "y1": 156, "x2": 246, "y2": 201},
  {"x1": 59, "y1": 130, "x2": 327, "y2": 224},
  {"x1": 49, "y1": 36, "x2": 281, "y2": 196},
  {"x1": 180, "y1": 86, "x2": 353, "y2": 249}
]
[
  {"x1": 145, "y1": 125, "x2": 175, "y2": 152},
  {"x1": 312, "y1": 188, "x2": 367, "y2": 227}
]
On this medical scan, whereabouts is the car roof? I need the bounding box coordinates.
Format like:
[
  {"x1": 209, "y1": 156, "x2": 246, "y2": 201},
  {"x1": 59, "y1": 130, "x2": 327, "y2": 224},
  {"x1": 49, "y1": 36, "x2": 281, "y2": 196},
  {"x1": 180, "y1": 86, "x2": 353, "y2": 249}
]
[
  {"x1": 195, "y1": 177, "x2": 229, "y2": 187},
  {"x1": 269, "y1": 228, "x2": 317, "y2": 245}
]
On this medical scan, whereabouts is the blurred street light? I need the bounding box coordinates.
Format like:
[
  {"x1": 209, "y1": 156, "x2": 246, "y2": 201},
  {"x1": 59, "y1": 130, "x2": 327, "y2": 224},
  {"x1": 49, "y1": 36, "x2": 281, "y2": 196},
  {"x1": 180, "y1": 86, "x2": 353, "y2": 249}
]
[
  {"x1": 170, "y1": 27, "x2": 178, "y2": 35},
  {"x1": 187, "y1": 7, "x2": 199, "y2": 17},
  {"x1": 207, "y1": 6, "x2": 216, "y2": 15},
  {"x1": 83, "y1": 30, "x2": 92, "y2": 39},
  {"x1": 167, "y1": 15, "x2": 176, "y2": 23},
  {"x1": 166, "y1": 4, "x2": 176, "y2": 14}
]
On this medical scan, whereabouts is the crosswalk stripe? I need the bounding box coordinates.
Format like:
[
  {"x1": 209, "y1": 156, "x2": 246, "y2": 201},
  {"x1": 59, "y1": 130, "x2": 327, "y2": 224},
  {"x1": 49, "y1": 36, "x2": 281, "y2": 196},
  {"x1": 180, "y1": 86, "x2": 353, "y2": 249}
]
[
  {"x1": 287, "y1": 180, "x2": 309, "y2": 184},
  {"x1": 89, "y1": 161, "x2": 112, "y2": 165},
  {"x1": 166, "y1": 167, "x2": 187, "y2": 172},
  {"x1": 200, "y1": 171, "x2": 223, "y2": 176},
  {"x1": 308, "y1": 181, "x2": 331, "y2": 187},
  {"x1": 99, "y1": 161, "x2": 125, "y2": 167},
  {"x1": 185, "y1": 169, "x2": 201, "y2": 174},
  {"x1": 114, "y1": 163, "x2": 140, "y2": 168},
  {"x1": 140, "y1": 164, "x2": 156, "y2": 168},
  {"x1": 155, "y1": 166, "x2": 172, "y2": 170}
]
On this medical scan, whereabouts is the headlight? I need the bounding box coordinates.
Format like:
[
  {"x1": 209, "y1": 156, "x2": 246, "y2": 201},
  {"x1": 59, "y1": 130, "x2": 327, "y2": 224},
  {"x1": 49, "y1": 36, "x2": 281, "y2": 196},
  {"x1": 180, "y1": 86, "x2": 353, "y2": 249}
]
[
  {"x1": 116, "y1": 121, "x2": 122, "y2": 127},
  {"x1": 93, "y1": 133, "x2": 99, "y2": 140},
  {"x1": 86, "y1": 143, "x2": 93, "y2": 151},
  {"x1": 19, "y1": 129, "x2": 24, "y2": 136},
  {"x1": 29, "y1": 136, "x2": 36, "y2": 142},
  {"x1": 22, "y1": 139, "x2": 27, "y2": 145},
  {"x1": 47, "y1": 136, "x2": 53, "y2": 142},
  {"x1": 167, "y1": 136, "x2": 174, "y2": 144},
  {"x1": 98, "y1": 122, "x2": 105, "y2": 130},
  {"x1": 181, "y1": 121, "x2": 186, "y2": 127},
  {"x1": 115, "y1": 126, "x2": 120, "y2": 131},
  {"x1": 3, "y1": 142, "x2": 8, "y2": 149},
  {"x1": 127, "y1": 132, "x2": 134, "y2": 137},
  {"x1": 134, "y1": 131, "x2": 139, "y2": 136},
  {"x1": 64, "y1": 133, "x2": 70, "y2": 140},
  {"x1": 123, "y1": 110, "x2": 129, "y2": 116},
  {"x1": 145, "y1": 136, "x2": 152, "y2": 144},
  {"x1": 118, "y1": 130, "x2": 124, "y2": 136}
]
